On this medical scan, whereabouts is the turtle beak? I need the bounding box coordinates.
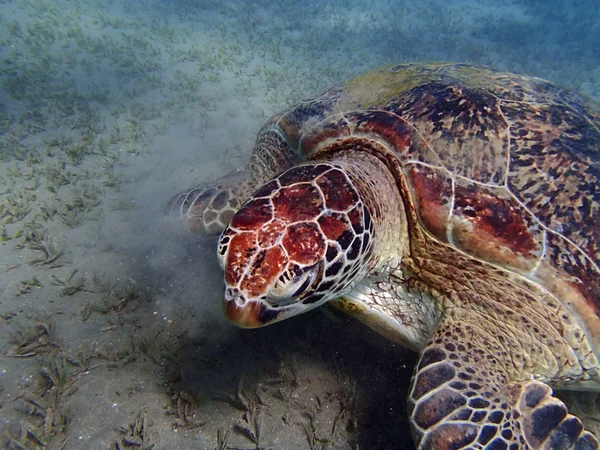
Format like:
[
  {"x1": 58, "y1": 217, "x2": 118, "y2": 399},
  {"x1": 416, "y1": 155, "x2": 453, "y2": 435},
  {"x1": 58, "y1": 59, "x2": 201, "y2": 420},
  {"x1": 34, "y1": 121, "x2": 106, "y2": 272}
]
[{"x1": 223, "y1": 287, "x2": 281, "y2": 328}]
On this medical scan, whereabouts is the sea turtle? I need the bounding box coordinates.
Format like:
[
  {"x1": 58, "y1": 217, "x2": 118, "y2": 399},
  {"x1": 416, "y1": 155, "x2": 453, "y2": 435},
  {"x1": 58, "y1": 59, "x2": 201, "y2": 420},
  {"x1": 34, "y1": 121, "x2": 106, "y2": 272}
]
[{"x1": 166, "y1": 63, "x2": 600, "y2": 449}]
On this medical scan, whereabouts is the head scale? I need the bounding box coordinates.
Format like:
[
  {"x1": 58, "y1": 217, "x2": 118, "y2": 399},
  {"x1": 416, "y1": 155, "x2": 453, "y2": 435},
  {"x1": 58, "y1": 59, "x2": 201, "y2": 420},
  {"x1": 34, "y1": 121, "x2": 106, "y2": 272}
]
[{"x1": 217, "y1": 162, "x2": 375, "y2": 327}]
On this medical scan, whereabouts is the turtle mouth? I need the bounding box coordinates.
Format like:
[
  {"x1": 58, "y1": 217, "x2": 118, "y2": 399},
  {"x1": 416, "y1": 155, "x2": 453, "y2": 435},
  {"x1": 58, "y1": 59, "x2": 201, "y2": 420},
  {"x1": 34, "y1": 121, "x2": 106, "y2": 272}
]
[
  {"x1": 223, "y1": 287, "x2": 283, "y2": 328},
  {"x1": 223, "y1": 261, "x2": 326, "y2": 328}
]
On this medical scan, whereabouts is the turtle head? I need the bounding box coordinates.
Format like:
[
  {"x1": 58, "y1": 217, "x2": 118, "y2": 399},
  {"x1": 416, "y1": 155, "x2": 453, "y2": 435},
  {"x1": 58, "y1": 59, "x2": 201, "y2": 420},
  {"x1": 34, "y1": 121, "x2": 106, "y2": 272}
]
[{"x1": 217, "y1": 163, "x2": 375, "y2": 328}]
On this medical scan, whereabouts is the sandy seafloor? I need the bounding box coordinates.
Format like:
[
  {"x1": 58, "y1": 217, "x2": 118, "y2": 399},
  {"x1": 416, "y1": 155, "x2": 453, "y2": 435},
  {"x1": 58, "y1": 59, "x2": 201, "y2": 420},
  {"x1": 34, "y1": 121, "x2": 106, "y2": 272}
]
[{"x1": 0, "y1": 0, "x2": 599, "y2": 448}]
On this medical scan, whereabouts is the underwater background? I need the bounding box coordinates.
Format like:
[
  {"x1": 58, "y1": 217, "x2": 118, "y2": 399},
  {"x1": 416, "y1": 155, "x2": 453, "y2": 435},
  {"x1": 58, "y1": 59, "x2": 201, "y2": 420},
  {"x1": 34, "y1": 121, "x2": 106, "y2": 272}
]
[{"x1": 0, "y1": 0, "x2": 599, "y2": 448}]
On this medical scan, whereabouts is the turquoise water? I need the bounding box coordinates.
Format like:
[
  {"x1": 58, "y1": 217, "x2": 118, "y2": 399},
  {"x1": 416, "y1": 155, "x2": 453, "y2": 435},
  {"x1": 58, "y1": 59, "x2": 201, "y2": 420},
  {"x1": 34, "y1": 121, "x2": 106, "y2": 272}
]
[{"x1": 0, "y1": 0, "x2": 598, "y2": 448}]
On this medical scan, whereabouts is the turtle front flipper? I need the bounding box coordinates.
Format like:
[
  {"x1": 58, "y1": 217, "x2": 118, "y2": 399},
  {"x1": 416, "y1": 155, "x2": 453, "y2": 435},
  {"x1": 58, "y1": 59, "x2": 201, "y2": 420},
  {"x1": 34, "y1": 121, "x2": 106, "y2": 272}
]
[
  {"x1": 409, "y1": 321, "x2": 599, "y2": 450},
  {"x1": 166, "y1": 126, "x2": 300, "y2": 235},
  {"x1": 165, "y1": 168, "x2": 252, "y2": 234}
]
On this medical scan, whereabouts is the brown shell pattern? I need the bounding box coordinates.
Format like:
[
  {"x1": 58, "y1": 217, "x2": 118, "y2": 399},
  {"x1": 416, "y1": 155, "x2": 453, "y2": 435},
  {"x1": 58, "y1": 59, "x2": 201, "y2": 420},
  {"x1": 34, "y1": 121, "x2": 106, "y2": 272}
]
[{"x1": 268, "y1": 62, "x2": 600, "y2": 333}]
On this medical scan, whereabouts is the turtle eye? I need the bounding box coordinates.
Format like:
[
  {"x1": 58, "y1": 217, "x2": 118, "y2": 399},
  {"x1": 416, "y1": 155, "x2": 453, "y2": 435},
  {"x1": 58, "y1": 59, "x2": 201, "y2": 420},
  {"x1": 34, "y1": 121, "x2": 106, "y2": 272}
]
[
  {"x1": 291, "y1": 269, "x2": 316, "y2": 298},
  {"x1": 267, "y1": 263, "x2": 321, "y2": 304}
]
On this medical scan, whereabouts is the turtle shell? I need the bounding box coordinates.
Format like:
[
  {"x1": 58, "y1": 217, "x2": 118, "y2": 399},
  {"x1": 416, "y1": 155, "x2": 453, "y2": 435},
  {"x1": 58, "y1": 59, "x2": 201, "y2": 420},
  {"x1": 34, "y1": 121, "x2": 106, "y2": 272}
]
[{"x1": 263, "y1": 62, "x2": 600, "y2": 343}]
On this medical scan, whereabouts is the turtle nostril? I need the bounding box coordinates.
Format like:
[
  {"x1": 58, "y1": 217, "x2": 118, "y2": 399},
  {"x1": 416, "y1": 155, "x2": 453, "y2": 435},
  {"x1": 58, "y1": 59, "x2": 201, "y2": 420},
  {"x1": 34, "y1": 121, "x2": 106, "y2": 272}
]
[{"x1": 225, "y1": 287, "x2": 246, "y2": 307}]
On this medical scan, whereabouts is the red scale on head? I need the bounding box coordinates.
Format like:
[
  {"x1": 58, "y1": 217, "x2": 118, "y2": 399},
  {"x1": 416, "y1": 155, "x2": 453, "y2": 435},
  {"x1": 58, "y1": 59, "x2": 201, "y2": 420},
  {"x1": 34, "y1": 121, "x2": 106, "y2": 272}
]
[
  {"x1": 347, "y1": 207, "x2": 363, "y2": 229},
  {"x1": 240, "y1": 246, "x2": 288, "y2": 297},
  {"x1": 282, "y1": 222, "x2": 326, "y2": 265},
  {"x1": 318, "y1": 212, "x2": 351, "y2": 241},
  {"x1": 257, "y1": 218, "x2": 286, "y2": 247},
  {"x1": 230, "y1": 198, "x2": 273, "y2": 231},
  {"x1": 316, "y1": 169, "x2": 358, "y2": 211},
  {"x1": 273, "y1": 183, "x2": 323, "y2": 223},
  {"x1": 252, "y1": 179, "x2": 280, "y2": 198},
  {"x1": 225, "y1": 231, "x2": 257, "y2": 285}
]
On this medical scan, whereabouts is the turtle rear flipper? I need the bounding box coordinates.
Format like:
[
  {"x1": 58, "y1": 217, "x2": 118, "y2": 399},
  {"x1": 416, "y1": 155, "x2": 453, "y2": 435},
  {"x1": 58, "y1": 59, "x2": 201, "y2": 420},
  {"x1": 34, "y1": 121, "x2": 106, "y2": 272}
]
[{"x1": 409, "y1": 320, "x2": 600, "y2": 449}]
